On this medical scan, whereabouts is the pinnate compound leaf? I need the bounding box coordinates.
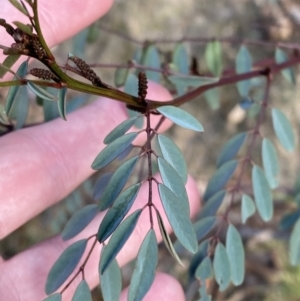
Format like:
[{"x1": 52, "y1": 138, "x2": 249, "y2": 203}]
[
  {"x1": 157, "y1": 134, "x2": 188, "y2": 184},
  {"x1": 92, "y1": 133, "x2": 138, "y2": 170},
  {"x1": 140, "y1": 45, "x2": 161, "y2": 82},
  {"x1": 72, "y1": 280, "x2": 92, "y2": 301},
  {"x1": 98, "y1": 183, "x2": 141, "y2": 242},
  {"x1": 262, "y1": 138, "x2": 279, "y2": 188},
  {"x1": 290, "y1": 218, "x2": 300, "y2": 265},
  {"x1": 203, "y1": 160, "x2": 238, "y2": 202},
  {"x1": 157, "y1": 106, "x2": 203, "y2": 132},
  {"x1": 93, "y1": 172, "x2": 113, "y2": 201},
  {"x1": 128, "y1": 230, "x2": 158, "y2": 301},
  {"x1": 199, "y1": 190, "x2": 226, "y2": 219},
  {"x1": 272, "y1": 108, "x2": 295, "y2": 152},
  {"x1": 27, "y1": 81, "x2": 57, "y2": 101},
  {"x1": 226, "y1": 225, "x2": 245, "y2": 286},
  {"x1": 57, "y1": 87, "x2": 67, "y2": 121},
  {"x1": 9, "y1": 0, "x2": 29, "y2": 16},
  {"x1": 100, "y1": 256, "x2": 122, "y2": 301},
  {"x1": 45, "y1": 239, "x2": 88, "y2": 294},
  {"x1": 100, "y1": 210, "x2": 142, "y2": 274},
  {"x1": 99, "y1": 156, "x2": 139, "y2": 211},
  {"x1": 5, "y1": 61, "x2": 28, "y2": 116},
  {"x1": 241, "y1": 194, "x2": 256, "y2": 224},
  {"x1": 43, "y1": 294, "x2": 62, "y2": 301},
  {"x1": 252, "y1": 166, "x2": 273, "y2": 222},
  {"x1": 172, "y1": 43, "x2": 189, "y2": 75},
  {"x1": 205, "y1": 41, "x2": 222, "y2": 77},
  {"x1": 0, "y1": 55, "x2": 20, "y2": 78},
  {"x1": 195, "y1": 256, "x2": 213, "y2": 280},
  {"x1": 216, "y1": 132, "x2": 247, "y2": 168},
  {"x1": 275, "y1": 48, "x2": 296, "y2": 84},
  {"x1": 236, "y1": 45, "x2": 252, "y2": 97},
  {"x1": 104, "y1": 117, "x2": 139, "y2": 144},
  {"x1": 158, "y1": 157, "x2": 189, "y2": 214},
  {"x1": 156, "y1": 210, "x2": 184, "y2": 266},
  {"x1": 61, "y1": 204, "x2": 98, "y2": 240},
  {"x1": 158, "y1": 184, "x2": 198, "y2": 253},
  {"x1": 213, "y1": 242, "x2": 231, "y2": 291}
]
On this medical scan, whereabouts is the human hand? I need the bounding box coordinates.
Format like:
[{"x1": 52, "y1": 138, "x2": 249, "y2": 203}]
[{"x1": 0, "y1": 1, "x2": 200, "y2": 300}]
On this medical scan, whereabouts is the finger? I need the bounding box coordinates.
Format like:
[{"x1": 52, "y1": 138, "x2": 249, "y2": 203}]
[
  {"x1": 0, "y1": 175, "x2": 200, "y2": 300},
  {"x1": 120, "y1": 273, "x2": 186, "y2": 301},
  {"x1": 0, "y1": 0, "x2": 114, "y2": 62},
  {"x1": 0, "y1": 81, "x2": 172, "y2": 239}
]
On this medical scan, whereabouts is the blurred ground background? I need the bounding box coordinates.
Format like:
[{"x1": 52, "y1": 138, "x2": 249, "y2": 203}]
[{"x1": 1, "y1": 0, "x2": 300, "y2": 300}]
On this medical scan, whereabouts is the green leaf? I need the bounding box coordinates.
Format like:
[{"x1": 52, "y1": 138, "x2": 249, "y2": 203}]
[
  {"x1": 158, "y1": 157, "x2": 189, "y2": 214},
  {"x1": 216, "y1": 132, "x2": 247, "y2": 168},
  {"x1": 262, "y1": 138, "x2": 279, "y2": 189},
  {"x1": 252, "y1": 166, "x2": 273, "y2": 222},
  {"x1": 157, "y1": 134, "x2": 188, "y2": 184},
  {"x1": 57, "y1": 87, "x2": 67, "y2": 121},
  {"x1": 157, "y1": 106, "x2": 203, "y2": 132},
  {"x1": 205, "y1": 41, "x2": 222, "y2": 77},
  {"x1": 199, "y1": 190, "x2": 226, "y2": 219},
  {"x1": 12, "y1": 21, "x2": 32, "y2": 35},
  {"x1": 280, "y1": 210, "x2": 300, "y2": 231},
  {"x1": 226, "y1": 225, "x2": 245, "y2": 286},
  {"x1": 9, "y1": 0, "x2": 29, "y2": 16},
  {"x1": 290, "y1": 218, "x2": 300, "y2": 265},
  {"x1": 172, "y1": 43, "x2": 189, "y2": 75},
  {"x1": 140, "y1": 45, "x2": 160, "y2": 82},
  {"x1": 0, "y1": 55, "x2": 20, "y2": 78},
  {"x1": 9, "y1": 85, "x2": 29, "y2": 129},
  {"x1": 156, "y1": 210, "x2": 184, "y2": 266},
  {"x1": 272, "y1": 108, "x2": 295, "y2": 152},
  {"x1": 45, "y1": 239, "x2": 88, "y2": 294},
  {"x1": 99, "y1": 156, "x2": 139, "y2": 211},
  {"x1": 92, "y1": 133, "x2": 138, "y2": 170},
  {"x1": 43, "y1": 294, "x2": 62, "y2": 301},
  {"x1": 195, "y1": 256, "x2": 213, "y2": 280},
  {"x1": 104, "y1": 117, "x2": 139, "y2": 145},
  {"x1": 27, "y1": 81, "x2": 57, "y2": 101},
  {"x1": 100, "y1": 210, "x2": 142, "y2": 274},
  {"x1": 158, "y1": 184, "x2": 198, "y2": 253},
  {"x1": 66, "y1": 95, "x2": 87, "y2": 113},
  {"x1": 168, "y1": 75, "x2": 218, "y2": 88},
  {"x1": 213, "y1": 242, "x2": 231, "y2": 291},
  {"x1": 5, "y1": 61, "x2": 28, "y2": 116},
  {"x1": 124, "y1": 73, "x2": 138, "y2": 97},
  {"x1": 128, "y1": 230, "x2": 158, "y2": 301},
  {"x1": 203, "y1": 160, "x2": 238, "y2": 201},
  {"x1": 98, "y1": 183, "x2": 141, "y2": 242},
  {"x1": 241, "y1": 194, "x2": 256, "y2": 224},
  {"x1": 42, "y1": 89, "x2": 60, "y2": 121},
  {"x1": 93, "y1": 172, "x2": 113, "y2": 200},
  {"x1": 236, "y1": 45, "x2": 252, "y2": 97},
  {"x1": 72, "y1": 280, "x2": 92, "y2": 301},
  {"x1": 61, "y1": 204, "x2": 98, "y2": 240},
  {"x1": 114, "y1": 67, "x2": 129, "y2": 87},
  {"x1": 189, "y1": 240, "x2": 209, "y2": 280},
  {"x1": 100, "y1": 256, "x2": 122, "y2": 301},
  {"x1": 194, "y1": 216, "x2": 216, "y2": 241},
  {"x1": 275, "y1": 48, "x2": 296, "y2": 84},
  {"x1": 204, "y1": 88, "x2": 220, "y2": 110}
]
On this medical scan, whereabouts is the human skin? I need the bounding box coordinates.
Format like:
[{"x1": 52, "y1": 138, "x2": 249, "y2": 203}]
[{"x1": 0, "y1": 1, "x2": 201, "y2": 300}]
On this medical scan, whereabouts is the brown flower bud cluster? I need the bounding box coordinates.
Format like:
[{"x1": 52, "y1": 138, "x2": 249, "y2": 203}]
[
  {"x1": 30, "y1": 68, "x2": 59, "y2": 82},
  {"x1": 69, "y1": 56, "x2": 105, "y2": 88},
  {"x1": 138, "y1": 72, "x2": 148, "y2": 101}
]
